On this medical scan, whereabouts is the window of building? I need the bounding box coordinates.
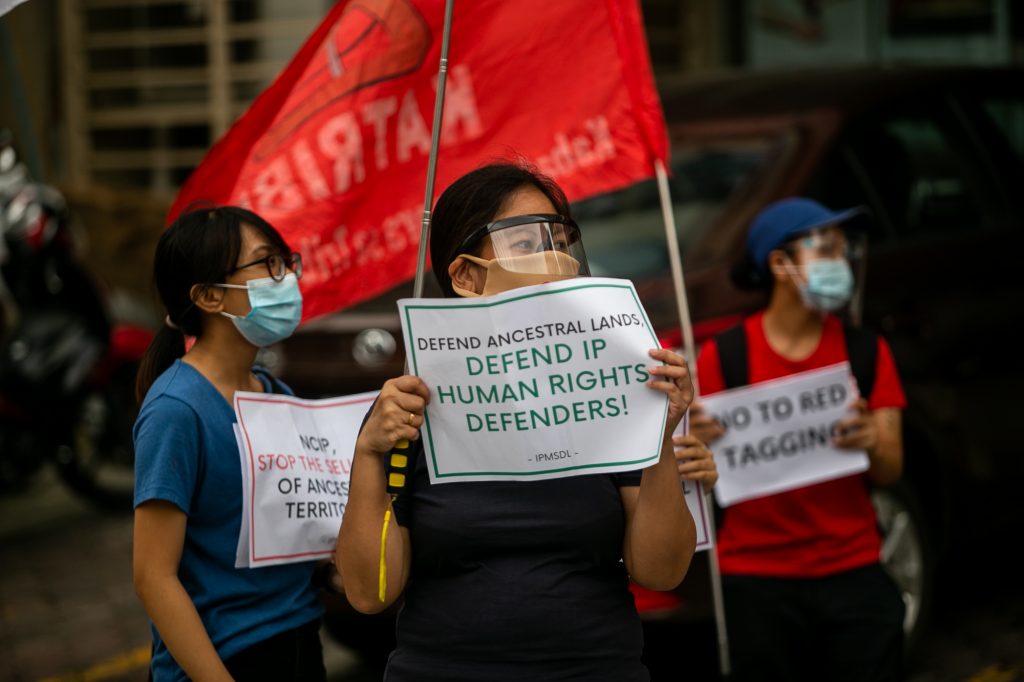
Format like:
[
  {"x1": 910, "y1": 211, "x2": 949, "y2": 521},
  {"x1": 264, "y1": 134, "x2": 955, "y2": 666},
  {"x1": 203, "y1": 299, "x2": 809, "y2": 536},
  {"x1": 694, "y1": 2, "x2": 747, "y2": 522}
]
[
  {"x1": 61, "y1": 0, "x2": 323, "y2": 196},
  {"x1": 983, "y1": 97, "x2": 1024, "y2": 163},
  {"x1": 841, "y1": 114, "x2": 985, "y2": 240}
]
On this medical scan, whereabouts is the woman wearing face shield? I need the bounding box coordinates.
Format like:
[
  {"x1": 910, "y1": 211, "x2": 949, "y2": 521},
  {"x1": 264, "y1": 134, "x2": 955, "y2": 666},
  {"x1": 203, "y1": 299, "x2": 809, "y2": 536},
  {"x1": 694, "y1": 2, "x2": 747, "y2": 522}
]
[
  {"x1": 132, "y1": 207, "x2": 332, "y2": 682},
  {"x1": 337, "y1": 163, "x2": 701, "y2": 681},
  {"x1": 689, "y1": 197, "x2": 907, "y2": 682}
]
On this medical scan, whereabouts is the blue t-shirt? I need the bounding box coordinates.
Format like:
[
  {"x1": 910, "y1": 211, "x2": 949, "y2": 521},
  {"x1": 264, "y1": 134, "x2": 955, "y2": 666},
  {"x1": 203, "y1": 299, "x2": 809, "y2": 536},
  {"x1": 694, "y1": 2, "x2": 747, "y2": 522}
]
[{"x1": 133, "y1": 360, "x2": 322, "y2": 682}]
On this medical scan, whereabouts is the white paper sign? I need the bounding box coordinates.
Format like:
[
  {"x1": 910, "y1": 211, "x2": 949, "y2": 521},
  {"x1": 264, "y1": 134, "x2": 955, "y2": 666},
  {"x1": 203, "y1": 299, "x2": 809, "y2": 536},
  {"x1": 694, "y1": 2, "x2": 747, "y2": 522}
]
[
  {"x1": 233, "y1": 390, "x2": 378, "y2": 568},
  {"x1": 702, "y1": 363, "x2": 868, "y2": 507},
  {"x1": 0, "y1": 1, "x2": 31, "y2": 19},
  {"x1": 674, "y1": 411, "x2": 714, "y2": 553},
  {"x1": 234, "y1": 424, "x2": 251, "y2": 568},
  {"x1": 398, "y1": 278, "x2": 668, "y2": 483},
  {"x1": 687, "y1": 480, "x2": 714, "y2": 552}
]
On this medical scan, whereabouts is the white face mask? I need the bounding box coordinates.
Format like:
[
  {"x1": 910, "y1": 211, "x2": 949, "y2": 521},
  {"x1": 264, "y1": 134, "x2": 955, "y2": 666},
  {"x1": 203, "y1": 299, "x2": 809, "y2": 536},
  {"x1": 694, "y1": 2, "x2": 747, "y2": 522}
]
[
  {"x1": 781, "y1": 258, "x2": 854, "y2": 312},
  {"x1": 451, "y1": 251, "x2": 582, "y2": 297}
]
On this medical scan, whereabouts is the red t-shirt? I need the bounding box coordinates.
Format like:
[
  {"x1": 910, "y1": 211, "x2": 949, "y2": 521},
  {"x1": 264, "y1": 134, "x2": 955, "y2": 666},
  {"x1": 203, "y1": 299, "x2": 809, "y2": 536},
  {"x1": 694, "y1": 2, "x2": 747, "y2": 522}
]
[{"x1": 697, "y1": 311, "x2": 906, "y2": 578}]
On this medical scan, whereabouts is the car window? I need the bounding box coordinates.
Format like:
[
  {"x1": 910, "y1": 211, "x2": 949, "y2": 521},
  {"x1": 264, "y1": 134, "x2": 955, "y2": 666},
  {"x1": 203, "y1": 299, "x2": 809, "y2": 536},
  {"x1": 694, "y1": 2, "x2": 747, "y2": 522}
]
[
  {"x1": 808, "y1": 143, "x2": 890, "y2": 242},
  {"x1": 982, "y1": 97, "x2": 1024, "y2": 163},
  {"x1": 845, "y1": 115, "x2": 984, "y2": 239},
  {"x1": 573, "y1": 135, "x2": 789, "y2": 281}
]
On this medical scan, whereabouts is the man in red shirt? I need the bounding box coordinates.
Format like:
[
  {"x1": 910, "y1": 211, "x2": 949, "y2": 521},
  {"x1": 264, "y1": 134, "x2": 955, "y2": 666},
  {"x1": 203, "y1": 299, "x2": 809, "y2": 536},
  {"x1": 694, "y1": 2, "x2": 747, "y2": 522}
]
[{"x1": 691, "y1": 197, "x2": 907, "y2": 682}]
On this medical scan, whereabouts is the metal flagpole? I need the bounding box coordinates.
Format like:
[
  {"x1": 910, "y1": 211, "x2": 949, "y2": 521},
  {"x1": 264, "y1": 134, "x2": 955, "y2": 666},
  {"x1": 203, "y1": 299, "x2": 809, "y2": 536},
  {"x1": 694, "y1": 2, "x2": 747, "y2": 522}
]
[
  {"x1": 381, "y1": 0, "x2": 454, "y2": 504},
  {"x1": 412, "y1": 0, "x2": 456, "y2": 299},
  {"x1": 654, "y1": 158, "x2": 731, "y2": 677}
]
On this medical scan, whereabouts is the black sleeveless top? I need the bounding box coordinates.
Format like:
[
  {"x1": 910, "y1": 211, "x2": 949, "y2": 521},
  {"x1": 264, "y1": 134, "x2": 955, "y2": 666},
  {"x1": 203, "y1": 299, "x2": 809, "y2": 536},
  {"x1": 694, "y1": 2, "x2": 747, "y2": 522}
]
[{"x1": 386, "y1": 438, "x2": 648, "y2": 682}]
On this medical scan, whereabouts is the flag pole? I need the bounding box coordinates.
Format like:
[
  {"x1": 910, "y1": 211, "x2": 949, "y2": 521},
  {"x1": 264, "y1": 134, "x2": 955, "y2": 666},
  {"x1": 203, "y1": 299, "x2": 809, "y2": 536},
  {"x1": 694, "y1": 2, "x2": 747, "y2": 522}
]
[
  {"x1": 654, "y1": 158, "x2": 731, "y2": 677},
  {"x1": 384, "y1": 0, "x2": 454, "y2": 501},
  {"x1": 412, "y1": 0, "x2": 456, "y2": 299}
]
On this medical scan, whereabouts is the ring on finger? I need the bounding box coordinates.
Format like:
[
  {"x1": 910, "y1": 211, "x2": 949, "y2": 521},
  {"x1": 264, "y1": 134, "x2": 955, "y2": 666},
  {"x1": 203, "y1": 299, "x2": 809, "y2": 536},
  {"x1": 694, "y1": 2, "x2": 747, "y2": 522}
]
[{"x1": 407, "y1": 412, "x2": 416, "y2": 426}]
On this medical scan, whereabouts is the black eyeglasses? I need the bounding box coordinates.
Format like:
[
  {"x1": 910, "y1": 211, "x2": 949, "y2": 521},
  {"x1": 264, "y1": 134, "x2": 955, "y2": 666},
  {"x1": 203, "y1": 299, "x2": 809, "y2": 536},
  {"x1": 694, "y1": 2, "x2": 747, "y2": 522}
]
[
  {"x1": 457, "y1": 214, "x2": 580, "y2": 253},
  {"x1": 226, "y1": 252, "x2": 303, "y2": 282}
]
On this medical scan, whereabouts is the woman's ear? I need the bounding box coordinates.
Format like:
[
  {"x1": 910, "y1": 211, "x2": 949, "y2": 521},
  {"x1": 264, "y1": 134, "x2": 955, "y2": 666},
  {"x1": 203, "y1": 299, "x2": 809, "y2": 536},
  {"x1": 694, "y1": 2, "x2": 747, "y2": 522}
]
[
  {"x1": 448, "y1": 256, "x2": 486, "y2": 295},
  {"x1": 190, "y1": 283, "x2": 225, "y2": 314},
  {"x1": 767, "y1": 250, "x2": 793, "y2": 284}
]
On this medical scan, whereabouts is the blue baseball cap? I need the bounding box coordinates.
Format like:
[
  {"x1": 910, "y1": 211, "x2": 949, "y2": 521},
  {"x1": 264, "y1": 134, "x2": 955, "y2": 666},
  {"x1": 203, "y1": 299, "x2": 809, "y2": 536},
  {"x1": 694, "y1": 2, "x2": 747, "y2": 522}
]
[{"x1": 746, "y1": 197, "x2": 867, "y2": 272}]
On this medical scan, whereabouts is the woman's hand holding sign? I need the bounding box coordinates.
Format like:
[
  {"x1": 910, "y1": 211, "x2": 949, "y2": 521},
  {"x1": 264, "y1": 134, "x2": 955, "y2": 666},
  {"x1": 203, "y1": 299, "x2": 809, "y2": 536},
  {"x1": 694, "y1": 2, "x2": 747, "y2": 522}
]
[
  {"x1": 834, "y1": 398, "x2": 903, "y2": 486},
  {"x1": 645, "y1": 348, "x2": 694, "y2": 436},
  {"x1": 341, "y1": 374, "x2": 426, "y2": 614},
  {"x1": 679, "y1": 400, "x2": 723, "y2": 490},
  {"x1": 673, "y1": 435, "x2": 718, "y2": 489},
  {"x1": 356, "y1": 375, "x2": 430, "y2": 456},
  {"x1": 831, "y1": 398, "x2": 877, "y2": 452},
  {"x1": 688, "y1": 400, "x2": 726, "y2": 445},
  {"x1": 646, "y1": 349, "x2": 719, "y2": 487},
  {"x1": 619, "y1": 348, "x2": 698, "y2": 592}
]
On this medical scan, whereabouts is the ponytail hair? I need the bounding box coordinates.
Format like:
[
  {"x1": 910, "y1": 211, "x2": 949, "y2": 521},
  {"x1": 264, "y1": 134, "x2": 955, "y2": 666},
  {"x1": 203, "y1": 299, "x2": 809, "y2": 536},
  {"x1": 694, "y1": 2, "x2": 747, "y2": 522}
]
[
  {"x1": 135, "y1": 324, "x2": 187, "y2": 404},
  {"x1": 135, "y1": 205, "x2": 290, "y2": 403}
]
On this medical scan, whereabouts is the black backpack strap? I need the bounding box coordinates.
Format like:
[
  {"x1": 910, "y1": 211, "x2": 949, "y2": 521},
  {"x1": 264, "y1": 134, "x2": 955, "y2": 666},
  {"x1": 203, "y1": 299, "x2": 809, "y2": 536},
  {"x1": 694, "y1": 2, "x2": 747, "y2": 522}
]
[
  {"x1": 715, "y1": 323, "x2": 750, "y2": 390},
  {"x1": 842, "y1": 325, "x2": 878, "y2": 402}
]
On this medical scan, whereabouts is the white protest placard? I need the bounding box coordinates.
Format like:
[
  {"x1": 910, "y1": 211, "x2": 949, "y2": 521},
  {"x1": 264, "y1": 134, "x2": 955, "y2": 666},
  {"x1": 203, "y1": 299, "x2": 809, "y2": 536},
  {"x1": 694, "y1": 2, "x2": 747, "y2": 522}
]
[
  {"x1": 702, "y1": 363, "x2": 868, "y2": 507},
  {"x1": 233, "y1": 390, "x2": 378, "y2": 568},
  {"x1": 674, "y1": 412, "x2": 714, "y2": 552},
  {"x1": 0, "y1": 1, "x2": 31, "y2": 19},
  {"x1": 398, "y1": 277, "x2": 668, "y2": 483},
  {"x1": 687, "y1": 480, "x2": 714, "y2": 552},
  {"x1": 234, "y1": 424, "x2": 251, "y2": 568}
]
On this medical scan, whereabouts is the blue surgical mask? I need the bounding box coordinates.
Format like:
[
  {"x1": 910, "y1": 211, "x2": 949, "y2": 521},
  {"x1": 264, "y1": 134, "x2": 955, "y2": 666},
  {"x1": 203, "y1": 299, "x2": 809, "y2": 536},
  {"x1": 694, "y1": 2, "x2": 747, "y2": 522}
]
[
  {"x1": 216, "y1": 273, "x2": 302, "y2": 347},
  {"x1": 794, "y1": 258, "x2": 854, "y2": 312}
]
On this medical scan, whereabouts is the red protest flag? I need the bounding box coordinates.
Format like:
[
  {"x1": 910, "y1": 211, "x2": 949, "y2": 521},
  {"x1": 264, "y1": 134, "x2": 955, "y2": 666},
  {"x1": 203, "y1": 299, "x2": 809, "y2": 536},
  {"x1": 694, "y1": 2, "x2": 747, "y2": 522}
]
[{"x1": 170, "y1": 0, "x2": 668, "y2": 321}]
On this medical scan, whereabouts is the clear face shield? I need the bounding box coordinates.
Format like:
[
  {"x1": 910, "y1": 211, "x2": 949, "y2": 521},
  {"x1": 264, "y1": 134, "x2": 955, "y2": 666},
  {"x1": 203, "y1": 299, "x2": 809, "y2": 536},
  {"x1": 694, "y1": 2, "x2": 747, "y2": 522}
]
[
  {"x1": 451, "y1": 214, "x2": 591, "y2": 297},
  {"x1": 459, "y1": 214, "x2": 591, "y2": 277},
  {"x1": 789, "y1": 227, "x2": 860, "y2": 262}
]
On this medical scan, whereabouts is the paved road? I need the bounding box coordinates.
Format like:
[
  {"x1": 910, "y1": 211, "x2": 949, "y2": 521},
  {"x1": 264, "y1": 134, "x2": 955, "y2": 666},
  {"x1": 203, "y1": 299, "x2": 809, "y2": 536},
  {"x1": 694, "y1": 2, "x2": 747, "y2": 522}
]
[
  {"x1": 1, "y1": 466, "x2": 1021, "y2": 682},
  {"x1": 0, "y1": 469, "x2": 376, "y2": 682}
]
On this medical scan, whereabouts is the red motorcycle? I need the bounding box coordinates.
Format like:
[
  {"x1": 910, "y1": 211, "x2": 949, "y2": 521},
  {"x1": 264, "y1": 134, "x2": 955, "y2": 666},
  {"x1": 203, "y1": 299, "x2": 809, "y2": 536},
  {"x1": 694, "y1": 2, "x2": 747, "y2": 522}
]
[{"x1": 0, "y1": 132, "x2": 152, "y2": 508}]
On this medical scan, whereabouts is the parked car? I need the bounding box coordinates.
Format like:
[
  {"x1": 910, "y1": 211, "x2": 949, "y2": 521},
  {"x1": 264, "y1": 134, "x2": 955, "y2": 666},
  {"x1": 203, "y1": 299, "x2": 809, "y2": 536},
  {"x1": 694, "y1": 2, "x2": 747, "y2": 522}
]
[{"x1": 276, "y1": 64, "x2": 1024, "y2": 670}]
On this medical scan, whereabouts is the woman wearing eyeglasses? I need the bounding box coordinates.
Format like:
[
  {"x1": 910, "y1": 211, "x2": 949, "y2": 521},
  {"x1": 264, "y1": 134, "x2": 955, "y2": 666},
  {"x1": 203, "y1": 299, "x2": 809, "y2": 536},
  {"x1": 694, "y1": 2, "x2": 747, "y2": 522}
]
[
  {"x1": 337, "y1": 163, "x2": 704, "y2": 681},
  {"x1": 132, "y1": 206, "x2": 331, "y2": 682}
]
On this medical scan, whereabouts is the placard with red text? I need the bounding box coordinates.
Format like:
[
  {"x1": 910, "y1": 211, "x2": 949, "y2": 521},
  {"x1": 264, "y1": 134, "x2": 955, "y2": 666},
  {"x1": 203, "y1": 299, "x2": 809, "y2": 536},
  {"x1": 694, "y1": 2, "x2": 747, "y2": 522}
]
[{"x1": 233, "y1": 390, "x2": 378, "y2": 568}]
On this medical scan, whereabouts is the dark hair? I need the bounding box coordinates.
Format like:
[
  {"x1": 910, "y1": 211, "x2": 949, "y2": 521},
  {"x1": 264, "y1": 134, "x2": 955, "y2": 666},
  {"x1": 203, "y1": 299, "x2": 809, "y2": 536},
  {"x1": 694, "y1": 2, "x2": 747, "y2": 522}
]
[
  {"x1": 730, "y1": 238, "x2": 801, "y2": 291},
  {"x1": 429, "y1": 162, "x2": 570, "y2": 297},
  {"x1": 135, "y1": 205, "x2": 291, "y2": 403}
]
